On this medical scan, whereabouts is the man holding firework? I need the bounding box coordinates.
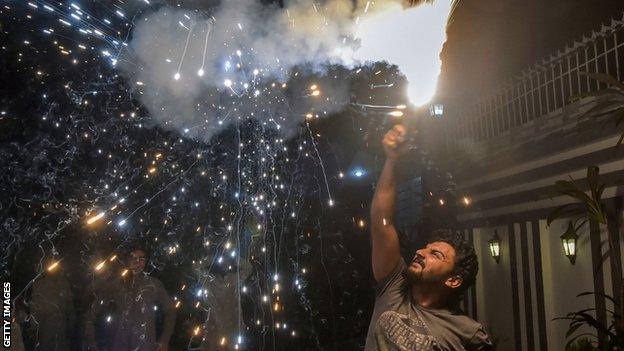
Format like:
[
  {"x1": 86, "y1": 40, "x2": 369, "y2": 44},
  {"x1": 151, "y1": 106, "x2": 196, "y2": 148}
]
[{"x1": 365, "y1": 125, "x2": 492, "y2": 350}]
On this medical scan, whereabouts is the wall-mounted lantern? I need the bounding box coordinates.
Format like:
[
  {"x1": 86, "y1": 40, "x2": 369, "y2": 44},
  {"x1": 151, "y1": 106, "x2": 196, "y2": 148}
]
[
  {"x1": 561, "y1": 221, "x2": 578, "y2": 265},
  {"x1": 429, "y1": 103, "x2": 444, "y2": 117},
  {"x1": 488, "y1": 230, "x2": 501, "y2": 263}
]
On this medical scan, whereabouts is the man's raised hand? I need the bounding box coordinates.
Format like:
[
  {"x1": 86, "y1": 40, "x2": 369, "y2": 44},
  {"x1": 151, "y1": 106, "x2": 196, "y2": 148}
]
[{"x1": 382, "y1": 124, "x2": 410, "y2": 159}]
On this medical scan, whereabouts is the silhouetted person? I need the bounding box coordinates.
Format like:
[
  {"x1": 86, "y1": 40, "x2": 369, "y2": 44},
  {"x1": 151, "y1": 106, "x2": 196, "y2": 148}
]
[
  {"x1": 30, "y1": 270, "x2": 76, "y2": 351},
  {"x1": 366, "y1": 125, "x2": 492, "y2": 350},
  {"x1": 198, "y1": 258, "x2": 252, "y2": 350},
  {"x1": 86, "y1": 246, "x2": 176, "y2": 351}
]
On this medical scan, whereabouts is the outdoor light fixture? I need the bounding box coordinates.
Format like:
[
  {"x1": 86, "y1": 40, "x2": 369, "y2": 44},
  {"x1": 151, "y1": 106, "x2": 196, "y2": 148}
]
[
  {"x1": 488, "y1": 230, "x2": 501, "y2": 263},
  {"x1": 561, "y1": 222, "x2": 578, "y2": 265},
  {"x1": 429, "y1": 103, "x2": 444, "y2": 117},
  {"x1": 351, "y1": 167, "x2": 366, "y2": 178}
]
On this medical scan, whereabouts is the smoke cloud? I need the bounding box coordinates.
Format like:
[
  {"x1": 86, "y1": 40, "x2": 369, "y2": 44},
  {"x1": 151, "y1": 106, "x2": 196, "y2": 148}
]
[{"x1": 120, "y1": 0, "x2": 453, "y2": 140}]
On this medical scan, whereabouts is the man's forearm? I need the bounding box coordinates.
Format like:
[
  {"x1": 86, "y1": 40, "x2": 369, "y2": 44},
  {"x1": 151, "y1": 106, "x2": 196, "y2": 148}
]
[
  {"x1": 370, "y1": 157, "x2": 401, "y2": 282},
  {"x1": 371, "y1": 125, "x2": 407, "y2": 282},
  {"x1": 371, "y1": 158, "x2": 398, "y2": 229}
]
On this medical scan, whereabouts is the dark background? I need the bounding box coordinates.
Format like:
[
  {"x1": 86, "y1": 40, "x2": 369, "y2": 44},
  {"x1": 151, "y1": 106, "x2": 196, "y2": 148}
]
[{"x1": 440, "y1": 0, "x2": 624, "y2": 101}]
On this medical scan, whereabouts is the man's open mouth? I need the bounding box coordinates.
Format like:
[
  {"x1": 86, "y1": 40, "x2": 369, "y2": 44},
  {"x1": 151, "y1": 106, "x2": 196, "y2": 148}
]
[{"x1": 411, "y1": 259, "x2": 425, "y2": 268}]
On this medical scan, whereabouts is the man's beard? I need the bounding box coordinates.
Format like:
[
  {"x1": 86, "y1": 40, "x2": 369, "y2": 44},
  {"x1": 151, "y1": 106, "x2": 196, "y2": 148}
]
[
  {"x1": 402, "y1": 266, "x2": 421, "y2": 284},
  {"x1": 402, "y1": 256, "x2": 426, "y2": 284}
]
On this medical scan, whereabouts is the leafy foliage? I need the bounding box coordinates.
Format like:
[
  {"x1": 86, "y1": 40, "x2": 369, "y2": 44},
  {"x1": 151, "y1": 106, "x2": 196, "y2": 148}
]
[
  {"x1": 576, "y1": 72, "x2": 624, "y2": 146},
  {"x1": 554, "y1": 292, "x2": 624, "y2": 350},
  {"x1": 547, "y1": 165, "x2": 624, "y2": 349},
  {"x1": 547, "y1": 166, "x2": 606, "y2": 231}
]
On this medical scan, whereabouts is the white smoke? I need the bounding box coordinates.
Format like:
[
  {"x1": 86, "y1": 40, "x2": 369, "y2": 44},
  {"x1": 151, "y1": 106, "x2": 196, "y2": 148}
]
[{"x1": 120, "y1": 0, "x2": 453, "y2": 140}]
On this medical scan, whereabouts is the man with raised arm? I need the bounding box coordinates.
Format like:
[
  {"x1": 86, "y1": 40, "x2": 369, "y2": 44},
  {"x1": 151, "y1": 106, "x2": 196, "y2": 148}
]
[{"x1": 365, "y1": 125, "x2": 492, "y2": 351}]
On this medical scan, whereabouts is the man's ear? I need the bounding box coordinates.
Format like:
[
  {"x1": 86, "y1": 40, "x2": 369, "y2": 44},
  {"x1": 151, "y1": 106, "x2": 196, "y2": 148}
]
[{"x1": 445, "y1": 275, "x2": 463, "y2": 289}]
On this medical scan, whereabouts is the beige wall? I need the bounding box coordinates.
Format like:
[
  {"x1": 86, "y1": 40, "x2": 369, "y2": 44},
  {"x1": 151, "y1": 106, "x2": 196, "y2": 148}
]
[
  {"x1": 474, "y1": 225, "x2": 515, "y2": 349},
  {"x1": 472, "y1": 218, "x2": 612, "y2": 350},
  {"x1": 540, "y1": 219, "x2": 595, "y2": 351}
]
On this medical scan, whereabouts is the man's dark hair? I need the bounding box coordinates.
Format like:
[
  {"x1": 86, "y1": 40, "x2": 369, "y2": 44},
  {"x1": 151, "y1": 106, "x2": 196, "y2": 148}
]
[
  {"x1": 431, "y1": 228, "x2": 478, "y2": 301},
  {"x1": 126, "y1": 242, "x2": 149, "y2": 259}
]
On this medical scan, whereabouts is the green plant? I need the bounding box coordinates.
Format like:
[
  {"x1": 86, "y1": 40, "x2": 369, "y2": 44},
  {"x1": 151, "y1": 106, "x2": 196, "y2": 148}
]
[
  {"x1": 548, "y1": 166, "x2": 624, "y2": 349},
  {"x1": 565, "y1": 336, "x2": 601, "y2": 351},
  {"x1": 546, "y1": 166, "x2": 606, "y2": 229},
  {"x1": 555, "y1": 292, "x2": 623, "y2": 350},
  {"x1": 576, "y1": 72, "x2": 624, "y2": 146}
]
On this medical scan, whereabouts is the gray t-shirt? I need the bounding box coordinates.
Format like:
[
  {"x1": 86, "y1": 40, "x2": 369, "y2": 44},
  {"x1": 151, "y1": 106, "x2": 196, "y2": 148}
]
[{"x1": 365, "y1": 259, "x2": 492, "y2": 351}]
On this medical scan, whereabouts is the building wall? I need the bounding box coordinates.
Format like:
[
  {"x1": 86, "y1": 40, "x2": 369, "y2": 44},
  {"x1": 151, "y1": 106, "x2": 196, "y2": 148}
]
[
  {"x1": 474, "y1": 226, "x2": 515, "y2": 349},
  {"x1": 437, "y1": 12, "x2": 624, "y2": 350},
  {"x1": 471, "y1": 213, "x2": 624, "y2": 351},
  {"x1": 539, "y1": 219, "x2": 595, "y2": 351}
]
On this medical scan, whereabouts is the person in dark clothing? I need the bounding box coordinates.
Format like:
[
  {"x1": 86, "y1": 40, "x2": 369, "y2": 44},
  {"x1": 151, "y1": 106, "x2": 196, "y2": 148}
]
[
  {"x1": 366, "y1": 125, "x2": 492, "y2": 351},
  {"x1": 86, "y1": 247, "x2": 176, "y2": 351},
  {"x1": 30, "y1": 268, "x2": 76, "y2": 351}
]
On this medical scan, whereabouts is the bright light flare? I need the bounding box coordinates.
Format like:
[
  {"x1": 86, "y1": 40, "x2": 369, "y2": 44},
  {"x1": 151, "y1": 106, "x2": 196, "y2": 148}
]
[
  {"x1": 462, "y1": 196, "x2": 472, "y2": 206},
  {"x1": 95, "y1": 260, "x2": 106, "y2": 271},
  {"x1": 87, "y1": 211, "x2": 105, "y2": 225},
  {"x1": 47, "y1": 261, "x2": 60, "y2": 272},
  {"x1": 354, "y1": 0, "x2": 454, "y2": 106},
  {"x1": 358, "y1": 219, "x2": 366, "y2": 228}
]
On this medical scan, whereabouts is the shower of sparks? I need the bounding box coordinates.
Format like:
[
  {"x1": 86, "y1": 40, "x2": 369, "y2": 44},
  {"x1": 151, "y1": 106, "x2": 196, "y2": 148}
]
[{"x1": 0, "y1": 0, "x2": 460, "y2": 349}]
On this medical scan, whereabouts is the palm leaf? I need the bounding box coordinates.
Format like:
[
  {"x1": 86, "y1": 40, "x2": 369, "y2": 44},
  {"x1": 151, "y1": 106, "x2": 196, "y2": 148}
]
[{"x1": 580, "y1": 71, "x2": 624, "y2": 92}]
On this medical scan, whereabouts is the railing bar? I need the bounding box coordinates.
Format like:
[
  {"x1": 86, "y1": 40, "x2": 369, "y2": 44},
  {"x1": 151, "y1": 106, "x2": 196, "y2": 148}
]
[
  {"x1": 498, "y1": 91, "x2": 504, "y2": 133},
  {"x1": 616, "y1": 31, "x2": 621, "y2": 82},
  {"x1": 505, "y1": 86, "x2": 512, "y2": 131},
  {"x1": 536, "y1": 69, "x2": 543, "y2": 117},
  {"x1": 567, "y1": 55, "x2": 574, "y2": 105},
  {"x1": 577, "y1": 51, "x2": 583, "y2": 96},
  {"x1": 559, "y1": 59, "x2": 565, "y2": 109},
  {"x1": 546, "y1": 65, "x2": 552, "y2": 112},
  {"x1": 585, "y1": 46, "x2": 591, "y2": 93},
  {"x1": 520, "y1": 79, "x2": 527, "y2": 126},
  {"x1": 488, "y1": 98, "x2": 494, "y2": 138},
  {"x1": 595, "y1": 39, "x2": 600, "y2": 89}
]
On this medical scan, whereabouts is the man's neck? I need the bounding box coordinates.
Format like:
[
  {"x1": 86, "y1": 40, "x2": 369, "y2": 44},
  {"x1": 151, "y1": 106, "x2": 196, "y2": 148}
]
[{"x1": 410, "y1": 283, "x2": 449, "y2": 309}]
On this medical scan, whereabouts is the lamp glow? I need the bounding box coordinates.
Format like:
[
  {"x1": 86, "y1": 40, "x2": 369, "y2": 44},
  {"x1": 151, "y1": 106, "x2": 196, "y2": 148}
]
[
  {"x1": 488, "y1": 231, "x2": 501, "y2": 263},
  {"x1": 561, "y1": 221, "x2": 578, "y2": 265}
]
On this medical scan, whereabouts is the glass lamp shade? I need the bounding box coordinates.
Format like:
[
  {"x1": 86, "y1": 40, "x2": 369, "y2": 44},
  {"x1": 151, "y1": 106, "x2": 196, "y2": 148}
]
[
  {"x1": 560, "y1": 221, "x2": 578, "y2": 265},
  {"x1": 561, "y1": 235, "x2": 577, "y2": 265},
  {"x1": 488, "y1": 231, "x2": 501, "y2": 263}
]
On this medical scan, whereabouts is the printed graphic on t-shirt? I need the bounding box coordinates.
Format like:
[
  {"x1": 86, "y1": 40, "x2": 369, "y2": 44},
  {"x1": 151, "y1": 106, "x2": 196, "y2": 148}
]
[{"x1": 375, "y1": 310, "x2": 439, "y2": 350}]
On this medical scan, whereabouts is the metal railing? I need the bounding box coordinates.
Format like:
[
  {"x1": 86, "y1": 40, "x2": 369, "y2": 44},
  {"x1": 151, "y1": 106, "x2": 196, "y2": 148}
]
[{"x1": 443, "y1": 13, "x2": 624, "y2": 152}]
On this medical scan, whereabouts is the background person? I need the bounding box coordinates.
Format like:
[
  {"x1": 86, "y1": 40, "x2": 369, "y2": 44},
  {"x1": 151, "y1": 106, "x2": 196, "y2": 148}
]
[{"x1": 86, "y1": 245, "x2": 176, "y2": 351}]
